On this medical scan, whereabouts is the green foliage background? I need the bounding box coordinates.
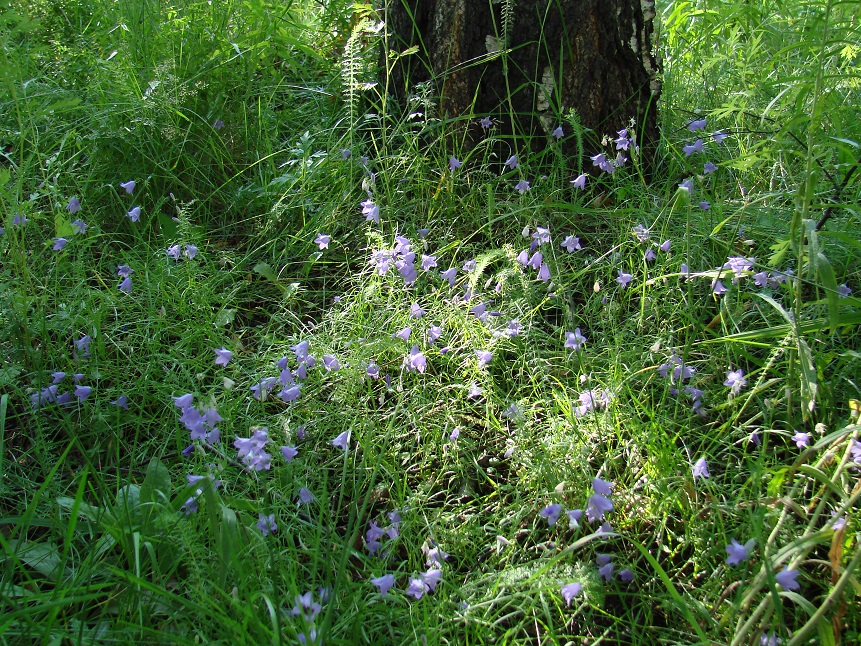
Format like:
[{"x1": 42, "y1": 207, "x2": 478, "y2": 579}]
[{"x1": 0, "y1": 0, "x2": 859, "y2": 644}]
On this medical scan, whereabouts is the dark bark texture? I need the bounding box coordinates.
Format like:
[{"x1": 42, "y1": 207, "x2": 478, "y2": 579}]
[{"x1": 386, "y1": 0, "x2": 661, "y2": 163}]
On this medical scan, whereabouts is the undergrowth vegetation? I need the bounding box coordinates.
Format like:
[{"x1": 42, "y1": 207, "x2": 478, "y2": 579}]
[{"x1": 1, "y1": 0, "x2": 859, "y2": 644}]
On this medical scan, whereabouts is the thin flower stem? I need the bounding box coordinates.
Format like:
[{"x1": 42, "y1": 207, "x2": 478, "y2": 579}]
[
  {"x1": 731, "y1": 595, "x2": 772, "y2": 646},
  {"x1": 786, "y1": 545, "x2": 861, "y2": 646}
]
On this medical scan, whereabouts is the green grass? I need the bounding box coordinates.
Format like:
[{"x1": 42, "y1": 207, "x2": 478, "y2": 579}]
[{"x1": 1, "y1": 0, "x2": 860, "y2": 644}]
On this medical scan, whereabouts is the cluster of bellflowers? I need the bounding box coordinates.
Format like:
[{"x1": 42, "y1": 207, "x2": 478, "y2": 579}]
[
  {"x1": 368, "y1": 235, "x2": 423, "y2": 285},
  {"x1": 290, "y1": 589, "x2": 327, "y2": 645},
  {"x1": 370, "y1": 538, "x2": 448, "y2": 601},
  {"x1": 588, "y1": 127, "x2": 637, "y2": 175},
  {"x1": 676, "y1": 117, "x2": 727, "y2": 209},
  {"x1": 181, "y1": 473, "x2": 221, "y2": 516},
  {"x1": 451, "y1": 117, "x2": 569, "y2": 194},
  {"x1": 173, "y1": 393, "x2": 222, "y2": 447},
  {"x1": 689, "y1": 425, "x2": 825, "y2": 613},
  {"x1": 249, "y1": 340, "x2": 319, "y2": 403},
  {"x1": 721, "y1": 535, "x2": 802, "y2": 600},
  {"x1": 657, "y1": 346, "x2": 753, "y2": 419},
  {"x1": 698, "y1": 254, "x2": 800, "y2": 298},
  {"x1": 630, "y1": 223, "x2": 672, "y2": 266},
  {"x1": 346, "y1": 116, "x2": 640, "y2": 197},
  {"x1": 31, "y1": 371, "x2": 92, "y2": 408},
  {"x1": 516, "y1": 226, "x2": 555, "y2": 282},
  {"x1": 166, "y1": 243, "x2": 199, "y2": 261},
  {"x1": 535, "y1": 478, "x2": 635, "y2": 603},
  {"x1": 15, "y1": 191, "x2": 133, "y2": 290},
  {"x1": 22, "y1": 181, "x2": 185, "y2": 415},
  {"x1": 364, "y1": 511, "x2": 402, "y2": 557},
  {"x1": 573, "y1": 388, "x2": 614, "y2": 417},
  {"x1": 175, "y1": 344, "x2": 312, "y2": 519},
  {"x1": 52, "y1": 185, "x2": 141, "y2": 283},
  {"x1": 625, "y1": 217, "x2": 803, "y2": 300},
  {"x1": 658, "y1": 351, "x2": 705, "y2": 417},
  {"x1": 29, "y1": 334, "x2": 129, "y2": 411}
]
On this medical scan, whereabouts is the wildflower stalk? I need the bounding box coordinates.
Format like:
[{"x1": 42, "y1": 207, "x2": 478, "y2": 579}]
[
  {"x1": 731, "y1": 428, "x2": 860, "y2": 643},
  {"x1": 788, "y1": 0, "x2": 833, "y2": 421},
  {"x1": 785, "y1": 546, "x2": 861, "y2": 646}
]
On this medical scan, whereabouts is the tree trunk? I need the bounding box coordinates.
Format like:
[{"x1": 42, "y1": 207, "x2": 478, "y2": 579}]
[{"x1": 385, "y1": 0, "x2": 661, "y2": 164}]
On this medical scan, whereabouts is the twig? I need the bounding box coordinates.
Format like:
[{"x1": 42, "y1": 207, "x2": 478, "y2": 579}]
[{"x1": 816, "y1": 154, "x2": 861, "y2": 231}]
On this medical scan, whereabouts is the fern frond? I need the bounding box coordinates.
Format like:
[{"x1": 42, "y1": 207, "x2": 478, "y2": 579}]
[{"x1": 501, "y1": 0, "x2": 516, "y2": 75}]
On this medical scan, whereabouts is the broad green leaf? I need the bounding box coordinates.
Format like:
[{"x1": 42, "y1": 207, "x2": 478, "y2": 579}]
[
  {"x1": 140, "y1": 458, "x2": 171, "y2": 505},
  {"x1": 156, "y1": 211, "x2": 178, "y2": 238},
  {"x1": 253, "y1": 262, "x2": 278, "y2": 282},
  {"x1": 283, "y1": 282, "x2": 302, "y2": 301},
  {"x1": 766, "y1": 468, "x2": 786, "y2": 497},
  {"x1": 9, "y1": 541, "x2": 62, "y2": 579},
  {"x1": 803, "y1": 220, "x2": 820, "y2": 281},
  {"x1": 214, "y1": 307, "x2": 236, "y2": 327},
  {"x1": 812, "y1": 251, "x2": 840, "y2": 331},
  {"x1": 112, "y1": 484, "x2": 141, "y2": 526},
  {"x1": 815, "y1": 619, "x2": 837, "y2": 646},
  {"x1": 56, "y1": 497, "x2": 102, "y2": 522},
  {"x1": 219, "y1": 504, "x2": 241, "y2": 586},
  {"x1": 253, "y1": 262, "x2": 285, "y2": 294},
  {"x1": 798, "y1": 337, "x2": 818, "y2": 420},
  {"x1": 54, "y1": 213, "x2": 74, "y2": 238},
  {"x1": 0, "y1": 365, "x2": 21, "y2": 387}
]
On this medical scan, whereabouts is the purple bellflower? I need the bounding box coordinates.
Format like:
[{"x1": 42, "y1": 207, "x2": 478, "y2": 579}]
[
  {"x1": 561, "y1": 235, "x2": 582, "y2": 252},
  {"x1": 332, "y1": 431, "x2": 349, "y2": 451},
  {"x1": 362, "y1": 199, "x2": 380, "y2": 223},
  {"x1": 371, "y1": 574, "x2": 396, "y2": 595},
  {"x1": 406, "y1": 345, "x2": 427, "y2": 373},
  {"x1": 110, "y1": 394, "x2": 129, "y2": 409},
  {"x1": 257, "y1": 513, "x2": 277, "y2": 536},
  {"x1": 561, "y1": 582, "x2": 581, "y2": 606},
  {"x1": 539, "y1": 503, "x2": 562, "y2": 526},
  {"x1": 724, "y1": 369, "x2": 747, "y2": 394},
  {"x1": 565, "y1": 328, "x2": 587, "y2": 351},
  {"x1": 214, "y1": 347, "x2": 232, "y2": 366},
  {"x1": 775, "y1": 568, "x2": 799, "y2": 590},
  {"x1": 725, "y1": 538, "x2": 755, "y2": 566},
  {"x1": 692, "y1": 457, "x2": 710, "y2": 479}
]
